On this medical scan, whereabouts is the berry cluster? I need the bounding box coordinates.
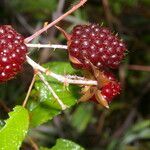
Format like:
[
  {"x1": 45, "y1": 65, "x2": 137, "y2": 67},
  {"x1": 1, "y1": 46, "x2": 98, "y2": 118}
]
[
  {"x1": 67, "y1": 24, "x2": 126, "y2": 107},
  {"x1": 68, "y1": 24, "x2": 126, "y2": 70},
  {"x1": 0, "y1": 25, "x2": 27, "y2": 82},
  {"x1": 0, "y1": 23, "x2": 125, "y2": 108}
]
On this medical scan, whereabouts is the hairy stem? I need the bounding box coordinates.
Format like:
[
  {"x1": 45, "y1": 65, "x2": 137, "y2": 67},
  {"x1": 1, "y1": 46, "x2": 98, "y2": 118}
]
[
  {"x1": 26, "y1": 56, "x2": 97, "y2": 86},
  {"x1": 26, "y1": 43, "x2": 68, "y2": 49}
]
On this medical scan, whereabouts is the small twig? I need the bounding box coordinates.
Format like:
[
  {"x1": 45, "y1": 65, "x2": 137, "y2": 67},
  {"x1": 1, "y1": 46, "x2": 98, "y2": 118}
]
[
  {"x1": 28, "y1": 137, "x2": 39, "y2": 150},
  {"x1": 16, "y1": 13, "x2": 34, "y2": 33},
  {"x1": 112, "y1": 82, "x2": 150, "y2": 138},
  {"x1": 50, "y1": 0, "x2": 65, "y2": 39},
  {"x1": 128, "y1": 65, "x2": 150, "y2": 72},
  {"x1": 102, "y1": 0, "x2": 113, "y2": 28},
  {"x1": 26, "y1": 56, "x2": 98, "y2": 86},
  {"x1": 112, "y1": 109, "x2": 136, "y2": 138},
  {"x1": 0, "y1": 100, "x2": 10, "y2": 112},
  {"x1": 53, "y1": 0, "x2": 65, "y2": 19},
  {"x1": 96, "y1": 111, "x2": 107, "y2": 135},
  {"x1": 22, "y1": 73, "x2": 37, "y2": 107},
  {"x1": 37, "y1": 72, "x2": 67, "y2": 110},
  {"x1": 26, "y1": 43, "x2": 68, "y2": 50},
  {"x1": 25, "y1": 0, "x2": 87, "y2": 43}
]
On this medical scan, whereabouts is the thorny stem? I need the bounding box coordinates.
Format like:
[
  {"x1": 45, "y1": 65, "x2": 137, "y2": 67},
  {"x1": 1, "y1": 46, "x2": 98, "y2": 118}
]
[
  {"x1": 37, "y1": 72, "x2": 67, "y2": 110},
  {"x1": 26, "y1": 56, "x2": 98, "y2": 86},
  {"x1": 25, "y1": 0, "x2": 87, "y2": 43},
  {"x1": 26, "y1": 43, "x2": 68, "y2": 50}
]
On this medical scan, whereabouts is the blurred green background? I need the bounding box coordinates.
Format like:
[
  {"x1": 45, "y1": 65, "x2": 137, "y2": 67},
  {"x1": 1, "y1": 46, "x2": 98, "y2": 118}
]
[{"x1": 0, "y1": 0, "x2": 150, "y2": 149}]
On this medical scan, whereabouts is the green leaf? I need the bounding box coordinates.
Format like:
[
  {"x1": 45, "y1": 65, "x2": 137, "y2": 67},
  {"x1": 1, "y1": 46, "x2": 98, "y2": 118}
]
[
  {"x1": 50, "y1": 138, "x2": 84, "y2": 150},
  {"x1": 28, "y1": 62, "x2": 80, "y2": 127},
  {"x1": 122, "y1": 128, "x2": 150, "y2": 144},
  {"x1": 121, "y1": 120, "x2": 150, "y2": 145},
  {"x1": 10, "y1": 0, "x2": 57, "y2": 19},
  {"x1": 138, "y1": 128, "x2": 150, "y2": 139},
  {"x1": 130, "y1": 119, "x2": 150, "y2": 132},
  {"x1": 40, "y1": 147, "x2": 50, "y2": 150},
  {"x1": 0, "y1": 120, "x2": 5, "y2": 129},
  {"x1": 0, "y1": 106, "x2": 29, "y2": 150},
  {"x1": 71, "y1": 103, "x2": 93, "y2": 132}
]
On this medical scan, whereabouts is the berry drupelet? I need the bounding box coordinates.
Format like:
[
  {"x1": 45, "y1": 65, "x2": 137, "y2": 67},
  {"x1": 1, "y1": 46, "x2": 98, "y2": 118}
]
[
  {"x1": 101, "y1": 81, "x2": 121, "y2": 103},
  {"x1": 0, "y1": 25, "x2": 27, "y2": 82}
]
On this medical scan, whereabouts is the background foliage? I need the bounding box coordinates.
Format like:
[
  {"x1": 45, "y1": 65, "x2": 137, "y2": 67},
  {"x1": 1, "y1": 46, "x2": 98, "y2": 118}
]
[{"x1": 0, "y1": 0, "x2": 150, "y2": 149}]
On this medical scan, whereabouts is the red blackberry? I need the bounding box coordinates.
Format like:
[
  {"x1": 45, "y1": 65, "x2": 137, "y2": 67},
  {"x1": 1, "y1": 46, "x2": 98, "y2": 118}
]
[
  {"x1": 0, "y1": 25, "x2": 27, "y2": 82},
  {"x1": 68, "y1": 24, "x2": 126, "y2": 70},
  {"x1": 89, "y1": 71, "x2": 120, "y2": 104},
  {"x1": 101, "y1": 81, "x2": 121, "y2": 103}
]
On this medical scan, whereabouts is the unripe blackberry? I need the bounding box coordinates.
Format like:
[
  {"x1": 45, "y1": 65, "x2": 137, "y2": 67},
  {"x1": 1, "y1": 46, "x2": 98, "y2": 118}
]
[
  {"x1": 89, "y1": 71, "x2": 121, "y2": 104},
  {"x1": 0, "y1": 25, "x2": 27, "y2": 82},
  {"x1": 101, "y1": 81, "x2": 121, "y2": 103},
  {"x1": 68, "y1": 24, "x2": 126, "y2": 70}
]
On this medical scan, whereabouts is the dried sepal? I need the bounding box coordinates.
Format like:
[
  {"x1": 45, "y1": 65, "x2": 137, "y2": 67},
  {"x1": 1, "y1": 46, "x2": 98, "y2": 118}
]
[
  {"x1": 95, "y1": 90, "x2": 109, "y2": 109},
  {"x1": 92, "y1": 66, "x2": 110, "y2": 87},
  {"x1": 79, "y1": 87, "x2": 96, "y2": 102},
  {"x1": 69, "y1": 55, "x2": 83, "y2": 65},
  {"x1": 55, "y1": 25, "x2": 71, "y2": 41}
]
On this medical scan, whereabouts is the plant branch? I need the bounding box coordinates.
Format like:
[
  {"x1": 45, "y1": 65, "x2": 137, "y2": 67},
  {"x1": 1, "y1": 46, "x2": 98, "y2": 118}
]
[
  {"x1": 26, "y1": 56, "x2": 98, "y2": 86},
  {"x1": 25, "y1": 0, "x2": 87, "y2": 43},
  {"x1": 26, "y1": 43, "x2": 68, "y2": 49},
  {"x1": 128, "y1": 65, "x2": 150, "y2": 72},
  {"x1": 22, "y1": 73, "x2": 37, "y2": 107},
  {"x1": 0, "y1": 100, "x2": 10, "y2": 112}
]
